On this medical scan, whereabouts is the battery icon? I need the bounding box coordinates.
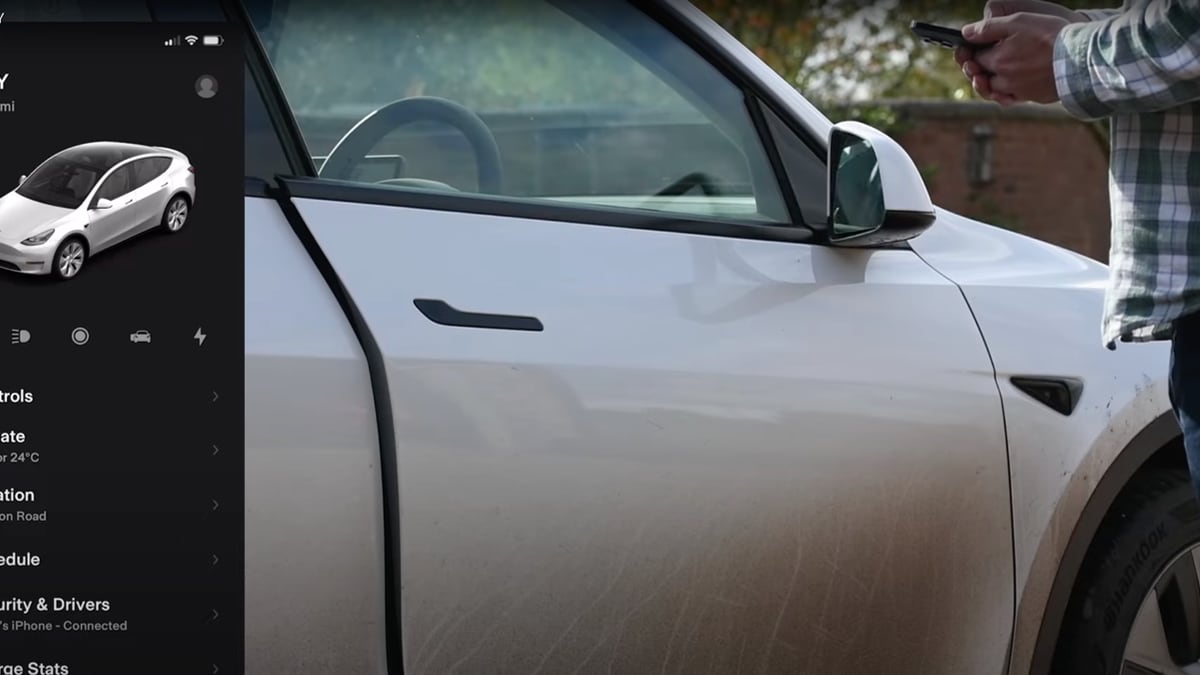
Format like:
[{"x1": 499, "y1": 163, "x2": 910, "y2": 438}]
[{"x1": 202, "y1": 35, "x2": 223, "y2": 46}]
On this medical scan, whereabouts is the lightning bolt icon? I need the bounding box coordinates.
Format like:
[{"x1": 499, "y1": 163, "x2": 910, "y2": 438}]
[{"x1": 194, "y1": 327, "x2": 207, "y2": 346}]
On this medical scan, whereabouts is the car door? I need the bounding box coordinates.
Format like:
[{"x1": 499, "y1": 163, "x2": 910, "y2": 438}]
[
  {"x1": 246, "y1": 1, "x2": 1015, "y2": 673},
  {"x1": 131, "y1": 156, "x2": 172, "y2": 230},
  {"x1": 121, "y1": 157, "x2": 166, "y2": 234},
  {"x1": 88, "y1": 162, "x2": 137, "y2": 251}
]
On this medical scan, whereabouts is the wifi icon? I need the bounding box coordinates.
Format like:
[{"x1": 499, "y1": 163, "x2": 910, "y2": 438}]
[{"x1": 184, "y1": 35, "x2": 199, "y2": 46}]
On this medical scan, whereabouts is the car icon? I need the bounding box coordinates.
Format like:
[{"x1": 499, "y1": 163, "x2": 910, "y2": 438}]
[
  {"x1": 0, "y1": 141, "x2": 196, "y2": 280},
  {"x1": 129, "y1": 330, "x2": 152, "y2": 344}
]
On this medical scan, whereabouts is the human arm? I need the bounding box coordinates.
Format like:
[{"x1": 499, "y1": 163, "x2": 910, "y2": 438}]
[
  {"x1": 954, "y1": 0, "x2": 1100, "y2": 103},
  {"x1": 1054, "y1": 0, "x2": 1200, "y2": 120},
  {"x1": 1076, "y1": 8, "x2": 1122, "y2": 20}
]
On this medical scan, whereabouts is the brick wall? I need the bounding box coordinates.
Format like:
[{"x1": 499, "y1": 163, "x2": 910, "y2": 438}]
[{"x1": 870, "y1": 99, "x2": 1113, "y2": 262}]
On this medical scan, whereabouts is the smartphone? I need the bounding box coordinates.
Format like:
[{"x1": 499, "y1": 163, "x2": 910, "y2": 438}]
[{"x1": 911, "y1": 21, "x2": 980, "y2": 49}]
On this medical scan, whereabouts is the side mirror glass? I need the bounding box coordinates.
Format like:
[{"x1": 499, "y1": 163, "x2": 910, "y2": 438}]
[
  {"x1": 17, "y1": 174, "x2": 25, "y2": 186},
  {"x1": 826, "y1": 121, "x2": 936, "y2": 247},
  {"x1": 93, "y1": 198, "x2": 114, "y2": 210},
  {"x1": 830, "y1": 137, "x2": 884, "y2": 239}
]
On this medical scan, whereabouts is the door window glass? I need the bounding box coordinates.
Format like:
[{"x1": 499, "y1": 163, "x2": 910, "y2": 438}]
[
  {"x1": 129, "y1": 159, "x2": 153, "y2": 190},
  {"x1": 96, "y1": 164, "x2": 135, "y2": 201},
  {"x1": 251, "y1": 0, "x2": 792, "y2": 223},
  {"x1": 133, "y1": 157, "x2": 171, "y2": 188},
  {"x1": 153, "y1": 157, "x2": 172, "y2": 177}
]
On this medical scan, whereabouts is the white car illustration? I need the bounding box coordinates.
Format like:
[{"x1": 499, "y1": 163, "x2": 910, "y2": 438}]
[{"x1": 0, "y1": 141, "x2": 196, "y2": 280}]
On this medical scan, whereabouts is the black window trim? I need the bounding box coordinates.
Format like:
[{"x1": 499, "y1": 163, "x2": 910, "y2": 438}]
[
  {"x1": 277, "y1": 175, "x2": 815, "y2": 243},
  {"x1": 743, "y1": 94, "x2": 804, "y2": 227},
  {"x1": 223, "y1": 8, "x2": 408, "y2": 675},
  {"x1": 228, "y1": 0, "x2": 315, "y2": 178},
  {"x1": 234, "y1": 0, "x2": 827, "y2": 245},
  {"x1": 633, "y1": 0, "x2": 829, "y2": 161}
]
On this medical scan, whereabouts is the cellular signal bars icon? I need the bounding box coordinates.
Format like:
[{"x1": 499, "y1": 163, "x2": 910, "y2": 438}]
[
  {"x1": 10, "y1": 329, "x2": 30, "y2": 344},
  {"x1": 164, "y1": 35, "x2": 181, "y2": 46}
]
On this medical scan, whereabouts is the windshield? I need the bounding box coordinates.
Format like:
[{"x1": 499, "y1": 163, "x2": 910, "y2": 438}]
[{"x1": 16, "y1": 156, "x2": 102, "y2": 209}]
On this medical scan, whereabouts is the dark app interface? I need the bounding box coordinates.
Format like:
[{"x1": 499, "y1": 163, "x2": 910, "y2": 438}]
[{"x1": 0, "y1": 22, "x2": 243, "y2": 675}]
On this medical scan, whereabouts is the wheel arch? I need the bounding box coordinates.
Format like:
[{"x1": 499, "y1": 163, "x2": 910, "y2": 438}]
[
  {"x1": 1028, "y1": 411, "x2": 1184, "y2": 675},
  {"x1": 169, "y1": 189, "x2": 193, "y2": 208},
  {"x1": 61, "y1": 232, "x2": 90, "y2": 256}
]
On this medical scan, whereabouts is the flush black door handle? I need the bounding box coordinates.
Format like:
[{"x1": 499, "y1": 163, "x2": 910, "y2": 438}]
[{"x1": 413, "y1": 298, "x2": 544, "y2": 332}]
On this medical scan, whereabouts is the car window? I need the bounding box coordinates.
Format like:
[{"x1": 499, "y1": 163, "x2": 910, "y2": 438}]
[
  {"x1": 152, "y1": 157, "x2": 172, "y2": 177},
  {"x1": 96, "y1": 164, "x2": 136, "y2": 202},
  {"x1": 245, "y1": 64, "x2": 300, "y2": 180},
  {"x1": 128, "y1": 159, "x2": 153, "y2": 190},
  {"x1": 251, "y1": 0, "x2": 792, "y2": 223},
  {"x1": 132, "y1": 157, "x2": 171, "y2": 188},
  {"x1": 16, "y1": 157, "x2": 101, "y2": 210},
  {"x1": 760, "y1": 103, "x2": 828, "y2": 226}
]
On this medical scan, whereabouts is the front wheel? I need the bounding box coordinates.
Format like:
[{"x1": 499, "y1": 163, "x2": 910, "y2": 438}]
[
  {"x1": 1053, "y1": 467, "x2": 1200, "y2": 674},
  {"x1": 162, "y1": 195, "x2": 189, "y2": 233},
  {"x1": 51, "y1": 237, "x2": 86, "y2": 280}
]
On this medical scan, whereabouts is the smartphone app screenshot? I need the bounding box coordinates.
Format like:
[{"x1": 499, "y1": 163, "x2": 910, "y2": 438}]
[{"x1": 0, "y1": 19, "x2": 244, "y2": 675}]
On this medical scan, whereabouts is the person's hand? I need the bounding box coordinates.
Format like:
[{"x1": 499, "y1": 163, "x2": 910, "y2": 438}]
[
  {"x1": 953, "y1": 0, "x2": 1087, "y2": 104},
  {"x1": 961, "y1": 12, "x2": 1070, "y2": 105}
]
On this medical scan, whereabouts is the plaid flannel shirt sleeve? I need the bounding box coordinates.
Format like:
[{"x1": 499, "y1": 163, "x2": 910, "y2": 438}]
[
  {"x1": 1078, "y1": 9, "x2": 1122, "y2": 20},
  {"x1": 1053, "y1": 0, "x2": 1200, "y2": 121}
]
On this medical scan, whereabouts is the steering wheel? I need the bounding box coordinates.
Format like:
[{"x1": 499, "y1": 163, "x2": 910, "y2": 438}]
[{"x1": 319, "y1": 96, "x2": 504, "y2": 194}]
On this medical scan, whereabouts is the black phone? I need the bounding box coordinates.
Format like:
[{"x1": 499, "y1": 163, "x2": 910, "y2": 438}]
[{"x1": 911, "y1": 21, "x2": 974, "y2": 49}]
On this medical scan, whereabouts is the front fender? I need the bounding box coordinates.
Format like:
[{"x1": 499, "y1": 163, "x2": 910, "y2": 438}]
[{"x1": 908, "y1": 209, "x2": 1177, "y2": 675}]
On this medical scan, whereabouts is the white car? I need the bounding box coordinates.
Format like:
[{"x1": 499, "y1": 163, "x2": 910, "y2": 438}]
[
  {"x1": 36, "y1": 1, "x2": 1192, "y2": 674},
  {"x1": 0, "y1": 141, "x2": 196, "y2": 280}
]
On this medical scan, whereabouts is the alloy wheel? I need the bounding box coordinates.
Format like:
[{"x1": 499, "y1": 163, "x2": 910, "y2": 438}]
[
  {"x1": 58, "y1": 241, "x2": 84, "y2": 278},
  {"x1": 1122, "y1": 543, "x2": 1200, "y2": 674},
  {"x1": 167, "y1": 199, "x2": 187, "y2": 231}
]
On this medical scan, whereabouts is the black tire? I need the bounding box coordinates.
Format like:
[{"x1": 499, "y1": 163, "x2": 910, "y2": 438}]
[
  {"x1": 1053, "y1": 467, "x2": 1200, "y2": 673},
  {"x1": 161, "y1": 194, "x2": 189, "y2": 233},
  {"x1": 50, "y1": 237, "x2": 87, "y2": 280}
]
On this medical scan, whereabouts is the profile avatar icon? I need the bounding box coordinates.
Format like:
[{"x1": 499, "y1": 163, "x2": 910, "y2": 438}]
[{"x1": 195, "y1": 75, "x2": 218, "y2": 99}]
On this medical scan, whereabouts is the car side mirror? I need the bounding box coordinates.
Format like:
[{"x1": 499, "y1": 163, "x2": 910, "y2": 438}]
[
  {"x1": 17, "y1": 174, "x2": 25, "y2": 186},
  {"x1": 93, "y1": 198, "x2": 114, "y2": 210},
  {"x1": 826, "y1": 121, "x2": 936, "y2": 247}
]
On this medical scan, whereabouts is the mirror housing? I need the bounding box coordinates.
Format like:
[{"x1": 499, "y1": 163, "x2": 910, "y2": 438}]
[
  {"x1": 17, "y1": 174, "x2": 25, "y2": 186},
  {"x1": 93, "y1": 198, "x2": 114, "y2": 210},
  {"x1": 825, "y1": 121, "x2": 936, "y2": 247}
]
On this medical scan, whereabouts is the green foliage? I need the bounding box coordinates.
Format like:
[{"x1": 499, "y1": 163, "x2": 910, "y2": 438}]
[
  {"x1": 819, "y1": 101, "x2": 907, "y2": 134},
  {"x1": 692, "y1": 0, "x2": 1119, "y2": 103},
  {"x1": 918, "y1": 162, "x2": 941, "y2": 188}
]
